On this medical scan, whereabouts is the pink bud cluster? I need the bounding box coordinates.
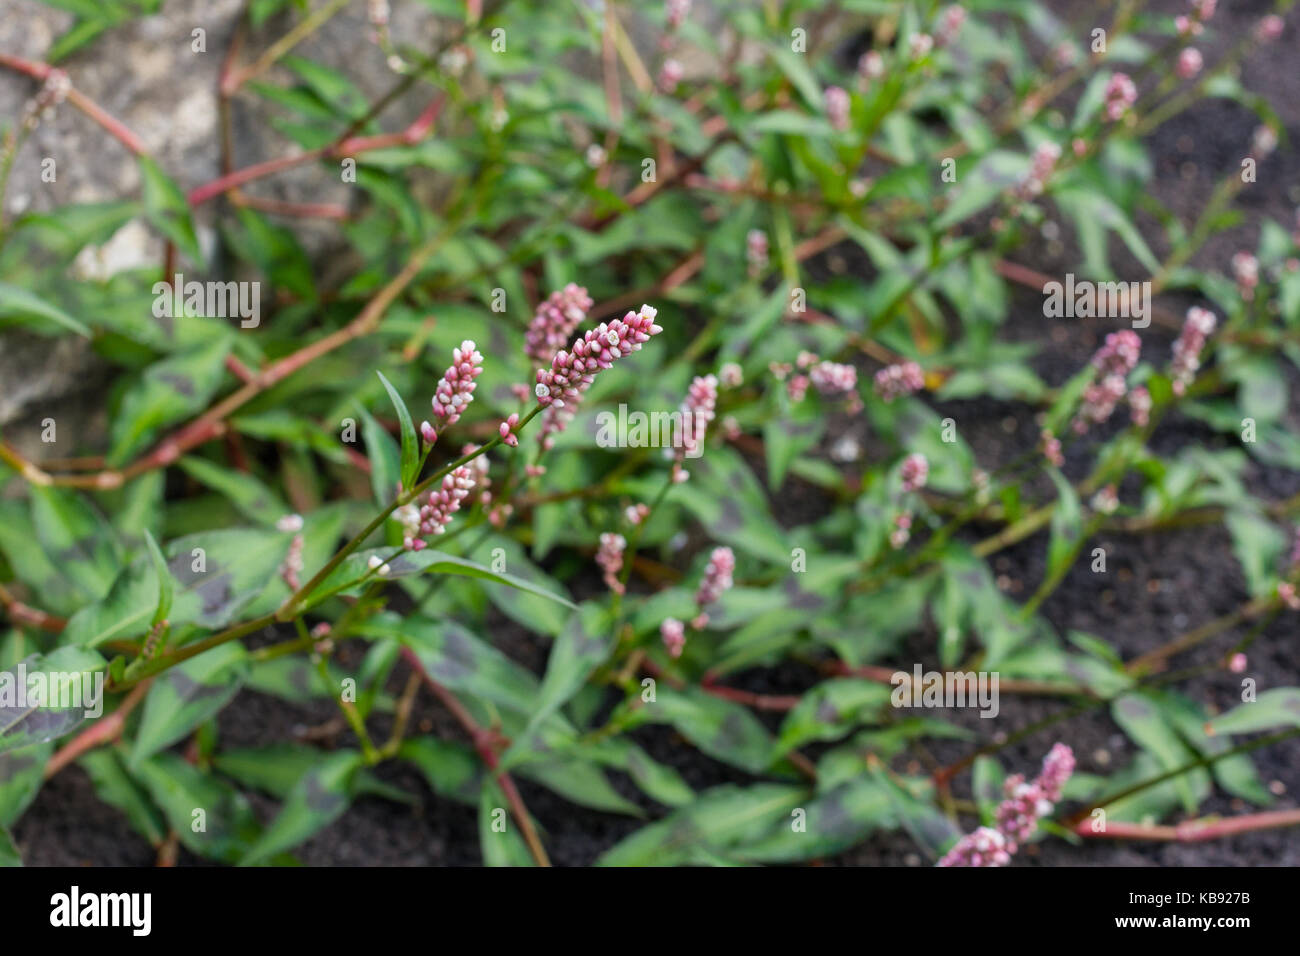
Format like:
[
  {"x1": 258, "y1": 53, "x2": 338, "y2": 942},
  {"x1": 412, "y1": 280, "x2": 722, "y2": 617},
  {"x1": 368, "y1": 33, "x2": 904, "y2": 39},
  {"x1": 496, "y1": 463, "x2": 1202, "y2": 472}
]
[
  {"x1": 900, "y1": 452, "x2": 929, "y2": 493},
  {"x1": 1104, "y1": 72, "x2": 1137, "y2": 121},
  {"x1": 397, "y1": 465, "x2": 477, "y2": 549},
  {"x1": 1128, "y1": 385, "x2": 1152, "y2": 428},
  {"x1": 810, "y1": 361, "x2": 857, "y2": 396},
  {"x1": 694, "y1": 546, "x2": 735, "y2": 609},
  {"x1": 597, "y1": 532, "x2": 627, "y2": 595},
  {"x1": 1176, "y1": 47, "x2": 1202, "y2": 80},
  {"x1": 825, "y1": 86, "x2": 850, "y2": 131},
  {"x1": 678, "y1": 374, "x2": 719, "y2": 463},
  {"x1": 659, "y1": 59, "x2": 683, "y2": 94},
  {"x1": 1015, "y1": 141, "x2": 1061, "y2": 199},
  {"x1": 909, "y1": 33, "x2": 934, "y2": 59},
  {"x1": 1257, "y1": 15, "x2": 1284, "y2": 42},
  {"x1": 1073, "y1": 331, "x2": 1141, "y2": 433},
  {"x1": 1252, "y1": 125, "x2": 1278, "y2": 159},
  {"x1": 535, "y1": 306, "x2": 662, "y2": 409},
  {"x1": 661, "y1": 617, "x2": 686, "y2": 657},
  {"x1": 666, "y1": 0, "x2": 690, "y2": 30},
  {"x1": 857, "y1": 51, "x2": 884, "y2": 88},
  {"x1": 874, "y1": 361, "x2": 925, "y2": 402},
  {"x1": 1041, "y1": 428, "x2": 1064, "y2": 467},
  {"x1": 432, "y1": 341, "x2": 484, "y2": 426},
  {"x1": 935, "y1": 6, "x2": 966, "y2": 47},
  {"x1": 718, "y1": 362, "x2": 743, "y2": 388},
  {"x1": 1171, "y1": 306, "x2": 1216, "y2": 395},
  {"x1": 1232, "y1": 251, "x2": 1259, "y2": 300},
  {"x1": 525, "y1": 284, "x2": 593, "y2": 369},
  {"x1": 938, "y1": 743, "x2": 1075, "y2": 866},
  {"x1": 280, "y1": 534, "x2": 305, "y2": 590},
  {"x1": 747, "y1": 229, "x2": 769, "y2": 276}
]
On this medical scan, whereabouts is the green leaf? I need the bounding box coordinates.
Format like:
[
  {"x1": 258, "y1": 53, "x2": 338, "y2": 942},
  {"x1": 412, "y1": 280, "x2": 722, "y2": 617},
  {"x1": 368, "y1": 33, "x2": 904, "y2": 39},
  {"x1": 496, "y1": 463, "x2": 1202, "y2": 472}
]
[
  {"x1": 130, "y1": 643, "x2": 248, "y2": 767},
  {"x1": 1111, "y1": 692, "x2": 1207, "y2": 814},
  {"x1": 318, "y1": 548, "x2": 576, "y2": 610},
  {"x1": 479, "y1": 780, "x2": 536, "y2": 866},
  {"x1": 0, "y1": 647, "x2": 107, "y2": 755},
  {"x1": 0, "y1": 282, "x2": 91, "y2": 336},
  {"x1": 1224, "y1": 509, "x2": 1285, "y2": 597},
  {"x1": 523, "y1": 604, "x2": 612, "y2": 737},
  {"x1": 108, "y1": 337, "x2": 232, "y2": 465},
  {"x1": 645, "y1": 687, "x2": 777, "y2": 775},
  {"x1": 735, "y1": 777, "x2": 894, "y2": 862},
  {"x1": 0, "y1": 742, "x2": 52, "y2": 827},
  {"x1": 79, "y1": 749, "x2": 167, "y2": 847},
  {"x1": 30, "y1": 486, "x2": 121, "y2": 602},
  {"x1": 773, "y1": 679, "x2": 891, "y2": 757},
  {"x1": 177, "y1": 456, "x2": 288, "y2": 527},
  {"x1": 0, "y1": 827, "x2": 18, "y2": 866},
  {"x1": 358, "y1": 404, "x2": 401, "y2": 511},
  {"x1": 240, "y1": 750, "x2": 362, "y2": 865},
  {"x1": 138, "y1": 156, "x2": 204, "y2": 266},
  {"x1": 376, "y1": 371, "x2": 420, "y2": 494},
  {"x1": 142, "y1": 529, "x2": 172, "y2": 627},
  {"x1": 134, "y1": 752, "x2": 261, "y2": 863},
  {"x1": 1207, "y1": 688, "x2": 1300, "y2": 736},
  {"x1": 399, "y1": 737, "x2": 481, "y2": 805},
  {"x1": 1046, "y1": 468, "x2": 1082, "y2": 581}
]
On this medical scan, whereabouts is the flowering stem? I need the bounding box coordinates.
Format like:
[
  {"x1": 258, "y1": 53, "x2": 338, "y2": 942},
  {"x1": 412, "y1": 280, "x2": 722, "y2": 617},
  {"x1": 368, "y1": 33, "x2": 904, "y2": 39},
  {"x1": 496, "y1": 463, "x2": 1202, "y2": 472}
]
[{"x1": 1073, "y1": 808, "x2": 1300, "y2": 842}]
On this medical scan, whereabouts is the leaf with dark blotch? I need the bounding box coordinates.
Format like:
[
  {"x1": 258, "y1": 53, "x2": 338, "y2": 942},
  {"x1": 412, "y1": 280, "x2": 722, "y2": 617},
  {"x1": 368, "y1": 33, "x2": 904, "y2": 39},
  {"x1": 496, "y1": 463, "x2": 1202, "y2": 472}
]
[
  {"x1": 734, "y1": 777, "x2": 895, "y2": 862},
  {"x1": 0, "y1": 741, "x2": 52, "y2": 827},
  {"x1": 519, "y1": 603, "x2": 612, "y2": 741},
  {"x1": 130, "y1": 642, "x2": 248, "y2": 767},
  {"x1": 79, "y1": 749, "x2": 167, "y2": 847},
  {"x1": 1207, "y1": 688, "x2": 1300, "y2": 736},
  {"x1": 134, "y1": 753, "x2": 262, "y2": 863},
  {"x1": 0, "y1": 648, "x2": 106, "y2": 755},
  {"x1": 108, "y1": 336, "x2": 231, "y2": 465},
  {"x1": 30, "y1": 486, "x2": 122, "y2": 603},
  {"x1": 644, "y1": 687, "x2": 777, "y2": 775},
  {"x1": 240, "y1": 751, "x2": 363, "y2": 866},
  {"x1": 773, "y1": 679, "x2": 892, "y2": 758},
  {"x1": 400, "y1": 737, "x2": 481, "y2": 805}
]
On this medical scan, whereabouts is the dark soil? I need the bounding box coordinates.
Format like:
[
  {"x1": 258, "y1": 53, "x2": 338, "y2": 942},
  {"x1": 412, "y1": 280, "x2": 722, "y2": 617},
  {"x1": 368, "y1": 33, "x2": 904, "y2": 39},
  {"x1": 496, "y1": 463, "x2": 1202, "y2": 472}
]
[{"x1": 12, "y1": 0, "x2": 1300, "y2": 865}]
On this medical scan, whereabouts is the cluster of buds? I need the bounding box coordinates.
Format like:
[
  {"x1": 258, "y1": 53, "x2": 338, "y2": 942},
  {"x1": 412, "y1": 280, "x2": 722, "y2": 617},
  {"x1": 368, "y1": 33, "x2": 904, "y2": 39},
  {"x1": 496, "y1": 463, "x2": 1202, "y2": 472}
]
[
  {"x1": 1257, "y1": 15, "x2": 1284, "y2": 42},
  {"x1": 874, "y1": 361, "x2": 925, "y2": 402},
  {"x1": 1104, "y1": 72, "x2": 1138, "y2": 121},
  {"x1": 1232, "y1": 251, "x2": 1259, "y2": 300},
  {"x1": 1041, "y1": 428, "x2": 1064, "y2": 467},
  {"x1": 810, "y1": 361, "x2": 857, "y2": 397},
  {"x1": 525, "y1": 284, "x2": 593, "y2": 369},
  {"x1": 276, "y1": 513, "x2": 305, "y2": 533},
  {"x1": 1176, "y1": 47, "x2": 1202, "y2": 80},
  {"x1": 535, "y1": 306, "x2": 662, "y2": 409},
  {"x1": 1128, "y1": 385, "x2": 1152, "y2": 428},
  {"x1": 935, "y1": 6, "x2": 966, "y2": 47},
  {"x1": 1171, "y1": 306, "x2": 1216, "y2": 395},
  {"x1": 677, "y1": 374, "x2": 719, "y2": 465},
  {"x1": 900, "y1": 452, "x2": 929, "y2": 493},
  {"x1": 280, "y1": 534, "x2": 305, "y2": 590},
  {"x1": 497, "y1": 413, "x2": 520, "y2": 447},
  {"x1": 20, "y1": 68, "x2": 71, "y2": 133},
  {"x1": 857, "y1": 51, "x2": 884, "y2": 89},
  {"x1": 625, "y1": 502, "x2": 650, "y2": 525},
  {"x1": 661, "y1": 617, "x2": 686, "y2": 658},
  {"x1": 693, "y1": 547, "x2": 735, "y2": 614},
  {"x1": 1014, "y1": 141, "x2": 1062, "y2": 200},
  {"x1": 1252, "y1": 125, "x2": 1278, "y2": 160},
  {"x1": 909, "y1": 33, "x2": 934, "y2": 60},
  {"x1": 659, "y1": 59, "x2": 684, "y2": 94},
  {"x1": 889, "y1": 512, "x2": 913, "y2": 550},
  {"x1": 666, "y1": 0, "x2": 690, "y2": 30},
  {"x1": 825, "y1": 86, "x2": 850, "y2": 131},
  {"x1": 597, "y1": 532, "x2": 627, "y2": 595},
  {"x1": 1073, "y1": 331, "x2": 1141, "y2": 433},
  {"x1": 1090, "y1": 484, "x2": 1119, "y2": 515},
  {"x1": 398, "y1": 465, "x2": 477, "y2": 549},
  {"x1": 432, "y1": 341, "x2": 484, "y2": 426},
  {"x1": 718, "y1": 362, "x2": 743, "y2": 389},
  {"x1": 938, "y1": 744, "x2": 1075, "y2": 866},
  {"x1": 746, "y1": 229, "x2": 769, "y2": 276}
]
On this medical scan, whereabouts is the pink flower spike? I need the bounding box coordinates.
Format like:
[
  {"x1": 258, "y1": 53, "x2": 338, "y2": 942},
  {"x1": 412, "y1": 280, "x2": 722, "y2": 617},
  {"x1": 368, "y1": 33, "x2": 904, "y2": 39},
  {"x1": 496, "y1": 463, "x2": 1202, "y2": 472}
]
[
  {"x1": 420, "y1": 420, "x2": 437, "y2": 445},
  {"x1": 661, "y1": 617, "x2": 686, "y2": 658},
  {"x1": 1257, "y1": 15, "x2": 1284, "y2": 42},
  {"x1": 525, "y1": 284, "x2": 593, "y2": 370},
  {"x1": 1171, "y1": 306, "x2": 1216, "y2": 395},
  {"x1": 874, "y1": 361, "x2": 925, "y2": 401},
  {"x1": 1104, "y1": 72, "x2": 1137, "y2": 121},
  {"x1": 1177, "y1": 47, "x2": 1202, "y2": 79},
  {"x1": 695, "y1": 546, "x2": 735, "y2": 609},
  {"x1": 597, "y1": 532, "x2": 627, "y2": 595},
  {"x1": 825, "y1": 85, "x2": 850, "y2": 131},
  {"x1": 432, "y1": 340, "x2": 484, "y2": 426},
  {"x1": 900, "y1": 453, "x2": 929, "y2": 493}
]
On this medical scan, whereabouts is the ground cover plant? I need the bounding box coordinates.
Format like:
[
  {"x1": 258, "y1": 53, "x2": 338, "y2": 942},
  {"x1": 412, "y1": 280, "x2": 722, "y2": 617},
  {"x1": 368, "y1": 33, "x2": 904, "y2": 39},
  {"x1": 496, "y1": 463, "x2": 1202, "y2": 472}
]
[{"x1": 0, "y1": 0, "x2": 1298, "y2": 868}]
